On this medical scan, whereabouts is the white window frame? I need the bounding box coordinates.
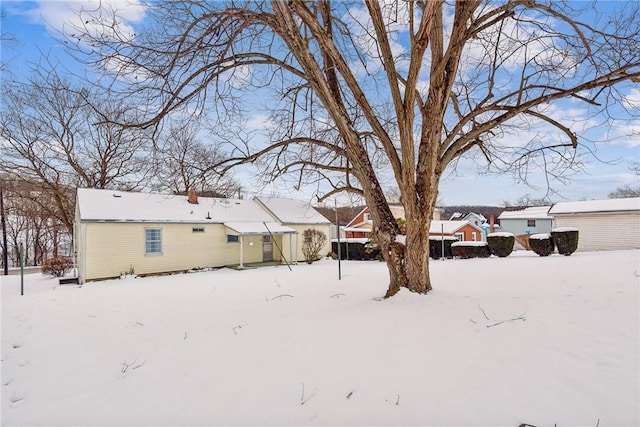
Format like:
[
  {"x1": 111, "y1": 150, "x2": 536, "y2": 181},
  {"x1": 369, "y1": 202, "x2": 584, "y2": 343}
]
[
  {"x1": 145, "y1": 228, "x2": 162, "y2": 255},
  {"x1": 455, "y1": 232, "x2": 464, "y2": 241},
  {"x1": 472, "y1": 232, "x2": 477, "y2": 241}
]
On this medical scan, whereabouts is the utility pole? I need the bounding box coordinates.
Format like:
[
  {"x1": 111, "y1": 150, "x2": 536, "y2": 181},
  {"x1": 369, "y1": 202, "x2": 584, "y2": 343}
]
[{"x1": 1, "y1": 187, "x2": 8, "y2": 275}]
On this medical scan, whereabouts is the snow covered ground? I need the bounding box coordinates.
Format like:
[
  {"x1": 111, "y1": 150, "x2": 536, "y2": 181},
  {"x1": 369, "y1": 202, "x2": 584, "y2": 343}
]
[{"x1": 2, "y1": 250, "x2": 639, "y2": 426}]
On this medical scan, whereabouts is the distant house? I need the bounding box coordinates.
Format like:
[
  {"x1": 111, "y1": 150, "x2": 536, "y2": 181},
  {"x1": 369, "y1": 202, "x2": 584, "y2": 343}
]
[
  {"x1": 450, "y1": 212, "x2": 486, "y2": 227},
  {"x1": 74, "y1": 189, "x2": 330, "y2": 283},
  {"x1": 549, "y1": 198, "x2": 640, "y2": 251},
  {"x1": 429, "y1": 220, "x2": 484, "y2": 241},
  {"x1": 498, "y1": 206, "x2": 553, "y2": 235},
  {"x1": 343, "y1": 205, "x2": 443, "y2": 238}
]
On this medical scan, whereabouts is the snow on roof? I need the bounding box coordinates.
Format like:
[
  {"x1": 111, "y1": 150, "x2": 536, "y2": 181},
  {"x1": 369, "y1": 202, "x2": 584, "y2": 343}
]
[
  {"x1": 77, "y1": 188, "x2": 276, "y2": 223},
  {"x1": 429, "y1": 220, "x2": 481, "y2": 234},
  {"x1": 224, "y1": 222, "x2": 296, "y2": 235},
  {"x1": 549, "y1": 198, "x2": 640, "y2": 215},
  {"x1": 498, "y1": 206, "x2": 552, "y2": 220},
  {"x1": 254, "y1": 197, "x2": 330, "y2": 224}
]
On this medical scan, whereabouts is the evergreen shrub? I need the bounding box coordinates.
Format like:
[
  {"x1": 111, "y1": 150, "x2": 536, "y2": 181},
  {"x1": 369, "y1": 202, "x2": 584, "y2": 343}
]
[
  {"x1": 551, "y1": 227, "x2": 579, "y2": 256},
  {"x1": 331, "y1": 241, "x2": 379, "y2": 260},
  {"x1": 487, "y1": 232, "x2": 515, "y2": 257},
  {"x1": 529, "y1": 234, "x2": 554, "y2": 256},
  {"x1": 41, "y1": 256, "x2": 73, "y2": 277},
  {"x1": 428, "y1": 236, "x2": 458, "y2": 259},
  {"x1": 451, "y1": 241, "x2": 490, "y2": 259}
]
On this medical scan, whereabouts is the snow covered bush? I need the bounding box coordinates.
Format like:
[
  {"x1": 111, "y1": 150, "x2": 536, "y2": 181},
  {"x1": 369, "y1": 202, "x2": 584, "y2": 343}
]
[
  {"x1": 551, "y1": 227, "x2": 579, "y2": 256},
  {"x1": 487, "y1": 232, "x2": 515, "y2": 257},
  {"x1": 451, "y1": 241, "x2": 490, "y2": 259},
  {"x1": 529, "y1": 234, "x2": 555, "y2": 256},
  {"x1": 302, "y1": 228, "x2": 328, "y2": 264},
  {"x1": 428, "y1": 236, "x2": 458, "y2": 259},
  {"x1": 41, "y1": 256, "x2": 73, "y2": 277}
]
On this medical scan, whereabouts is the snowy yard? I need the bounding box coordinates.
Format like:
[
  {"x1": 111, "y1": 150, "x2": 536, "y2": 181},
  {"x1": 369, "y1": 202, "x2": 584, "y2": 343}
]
[{"x1": 2, "y1": 250, "x2": 639, "y2": 426}]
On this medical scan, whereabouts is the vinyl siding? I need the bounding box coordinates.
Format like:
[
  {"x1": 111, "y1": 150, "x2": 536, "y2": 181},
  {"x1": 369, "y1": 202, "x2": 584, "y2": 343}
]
[
  {"x1": 81, "y1": 222, "x2": 264, "y2": 281},
  {"x1": 279, "y1": 224, "x2": 332, "y2": 262},
  {"x1": 499, "y1": 218, "x2": 553, "y2": 235},
  {"x1": 554, "y1": 214, "x2": 640, "y2": 251}
]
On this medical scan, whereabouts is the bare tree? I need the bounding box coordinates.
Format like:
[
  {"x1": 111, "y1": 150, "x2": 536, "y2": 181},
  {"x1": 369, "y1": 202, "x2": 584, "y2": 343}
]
[
  {"x1": 609, "y1": 161, "x2": 640, "y2": 199},
  {"x1": 0, "y1": 58, "x2": 154, "y2": 235},
  {"x1": 152, "y1": 121, "x2": 241, "y2": 197},
  {"x1": 68, "y1": 1, "x2": 640, "y2": 297}
]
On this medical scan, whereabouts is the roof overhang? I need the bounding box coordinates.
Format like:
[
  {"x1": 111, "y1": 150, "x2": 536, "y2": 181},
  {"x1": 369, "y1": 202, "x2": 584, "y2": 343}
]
[{"x1": 224, "y1": 222, "x2": 297, "y2": 235}]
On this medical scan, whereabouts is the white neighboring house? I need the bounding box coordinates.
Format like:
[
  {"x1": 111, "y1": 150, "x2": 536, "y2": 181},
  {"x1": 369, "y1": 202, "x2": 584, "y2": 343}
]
[
  {"x1": 498, "y1": 206, "x2": 553, "y2": 235},
  {"x1": 74, "y1": 189, "x2": 329, "y2": 283},
  {"x1": 549, "y1": 198, "x2": 640, "y2": 251}
]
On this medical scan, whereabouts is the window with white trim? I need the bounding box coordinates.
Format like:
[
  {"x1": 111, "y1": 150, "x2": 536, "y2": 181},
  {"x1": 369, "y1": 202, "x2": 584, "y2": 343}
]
[
  {"x1": 455, "y1": 232, "x2": 464, "y2": 241},
  {"x1": 527, "y1": 219, "x2": 536, "y2": 227},
  {"x1": 472, "y1": 232, "x2": 477, "y2": 241},
  {"x1": 145, "y1": 228, "x2": 162, "y2": 254}
]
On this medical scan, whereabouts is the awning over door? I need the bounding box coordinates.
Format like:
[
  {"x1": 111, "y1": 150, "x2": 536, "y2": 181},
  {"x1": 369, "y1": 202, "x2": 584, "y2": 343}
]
[{"x1": 224, "y1": 222, "x2": 297, "y2": 235}]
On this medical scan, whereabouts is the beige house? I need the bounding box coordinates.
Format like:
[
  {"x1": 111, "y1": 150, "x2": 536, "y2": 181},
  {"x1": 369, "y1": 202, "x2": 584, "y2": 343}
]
[{"x1": 74, "y1": 189, "x2": 331, "y2": 283}]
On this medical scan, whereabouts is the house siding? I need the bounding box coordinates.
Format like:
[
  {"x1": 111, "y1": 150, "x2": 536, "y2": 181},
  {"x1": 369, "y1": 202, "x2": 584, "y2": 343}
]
[
  {"x1": 499, "y1": 218, "x2": 553, "y2": 235},
  {"x1": 554, "y1": 213, "x2": 640, "y2": 251},
  {"x1": 80, "y1": 222, "x2": 264, "y2": 282},
  {"x1": 279, "y1": 224, "x2": 332, "y2": 262}
]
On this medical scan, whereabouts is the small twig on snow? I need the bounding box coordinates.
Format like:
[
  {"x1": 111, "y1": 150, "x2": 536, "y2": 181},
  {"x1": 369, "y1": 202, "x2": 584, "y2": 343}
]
[
  {"x1": 469, "y1": 318, "x2": 478, "y2": 324},
  {"x1": 478, "y1": 304, "x2": 491, "y2": 320},
  {"x1": 233, "y1": 324, "x2": 248, "y2": 335},
  {"x1": 518, "y1": 424, "x2": 539, "y2": 427},
  {"x1": 300, "y1": 382, "x2": 315, "y2": 405},
  {"x1": 120, "y1": 358, "x2": 145, "y2": 373},
  {"x1": 271, "y1": 294, "x2": 294, "y2": 301},
  {"x1": 184, "y1": 331, "x2": 187, "y2": 340},
  {"x1": 395, "y1": 394, "x2": 400, "y2": 405},
  {"x1": 330, "y1": 293, "x2": 346, "y2": 299},
  {"x1": 486, "y1": 315, "x2": 526, "y2": 328},
  {"x1": 346, "y1": 390, "x2": 353, "y2": 399}
]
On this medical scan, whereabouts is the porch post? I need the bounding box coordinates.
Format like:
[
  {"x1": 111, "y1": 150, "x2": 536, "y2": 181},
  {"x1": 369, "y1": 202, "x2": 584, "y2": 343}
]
[{"x1": 239, "y1": 235, "x2": 244, "y2": 268}]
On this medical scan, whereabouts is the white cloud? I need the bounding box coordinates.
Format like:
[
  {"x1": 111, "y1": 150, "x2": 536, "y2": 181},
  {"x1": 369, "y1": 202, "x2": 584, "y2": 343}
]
[
  {"x1": 623, "y1": 88, "x2": 640, "y2": 110},
  {"x1": 23, "y1": 0, "x2": 146, "y2": 43},
  {"x1": 245, "y1": 114, "x2": 274, "y2": 132}
]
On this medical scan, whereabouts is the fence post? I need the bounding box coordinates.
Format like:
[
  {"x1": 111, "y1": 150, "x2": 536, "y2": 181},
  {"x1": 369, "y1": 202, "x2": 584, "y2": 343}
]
[{"x1": 20, "y1": 242, "x2": 24, "y2": 296}]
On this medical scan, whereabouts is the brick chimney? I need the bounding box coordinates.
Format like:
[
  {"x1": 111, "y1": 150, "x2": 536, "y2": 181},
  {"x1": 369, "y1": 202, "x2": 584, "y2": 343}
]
[
  {"x1": 187, "y1": 188, "x2": 199, "y2": 204},
  {"x1": 489, "y1": 214, "x2": 495, "y2": 233}
]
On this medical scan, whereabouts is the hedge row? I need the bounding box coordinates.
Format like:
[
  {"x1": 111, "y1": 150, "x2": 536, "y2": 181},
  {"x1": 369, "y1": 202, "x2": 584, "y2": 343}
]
[
  {"x1": 529, "y1": 228, "x2": 579, "y2": 256},
  {"x1": 331, "y1": 228, "x2": 578, "y2": 261},
  {"x1": 451, "y1": 241, "x2": 491, "y2": 259},
  {"x1": 331, "y1": 241, "x2": 380, "y2": 260}
]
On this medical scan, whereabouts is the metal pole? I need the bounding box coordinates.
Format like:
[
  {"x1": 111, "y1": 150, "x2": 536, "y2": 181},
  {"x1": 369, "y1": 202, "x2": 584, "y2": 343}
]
[
  {"x1": 20, "y1": 242, "x2": 24, "y2": 296},
  {"x1": 441, "y1": 223, "x2": 445, "y2": 260},
  {"x1": 1, "y1": 188, "x2": 8, "y2": 275},
  {"x1": 335, "y1": 199, "x2": 341, "y2": 280}
]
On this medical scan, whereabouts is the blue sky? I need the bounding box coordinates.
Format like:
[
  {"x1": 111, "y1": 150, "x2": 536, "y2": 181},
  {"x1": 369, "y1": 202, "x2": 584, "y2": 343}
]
[{"x1": 2, "y1": 1, "x2": 639, "y2": 206}]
